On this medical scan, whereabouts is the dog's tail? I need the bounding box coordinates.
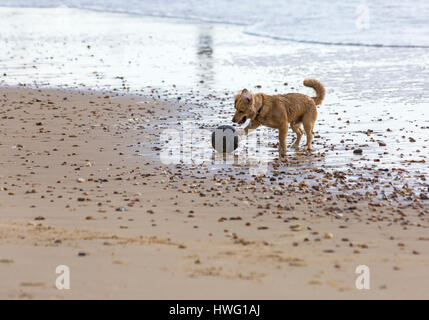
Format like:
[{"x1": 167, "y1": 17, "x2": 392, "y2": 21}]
[{"x1": 303, "y1": 78, "x2": 325, "y2": 106}]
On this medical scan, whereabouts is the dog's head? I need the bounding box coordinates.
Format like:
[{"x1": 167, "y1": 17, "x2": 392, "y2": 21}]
[{"x1": 232, "y1": 89, "x2": 256, "y2": 125}]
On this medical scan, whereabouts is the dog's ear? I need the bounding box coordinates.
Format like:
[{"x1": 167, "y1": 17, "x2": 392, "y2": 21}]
[{"x1": 241, "y1": 89, "x2": 251, "y2": 104}]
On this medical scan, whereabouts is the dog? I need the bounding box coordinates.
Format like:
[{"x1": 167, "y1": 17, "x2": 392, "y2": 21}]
[{"x1": 232, "y1": 79, "x2": 325, "y2": 159}]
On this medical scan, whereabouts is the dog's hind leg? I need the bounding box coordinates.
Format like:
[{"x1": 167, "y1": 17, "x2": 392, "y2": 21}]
[
  {"x1": 290, "y1": 120, "x2": 303, "y2": 149},
  {"x1": 303, "y1": 109, "x2": 317, "y2": 151}
]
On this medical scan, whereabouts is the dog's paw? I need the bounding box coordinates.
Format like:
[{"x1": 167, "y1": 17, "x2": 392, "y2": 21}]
[{"x1": 235, "y1": 128, "x2": 246, "y2": 136}]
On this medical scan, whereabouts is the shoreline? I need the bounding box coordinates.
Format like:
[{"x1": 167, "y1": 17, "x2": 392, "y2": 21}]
[
  {"x1": 1, "y1": 3, "x2": 428, "y2": 48},
  {"x1": 1, "y1": 5, "x2": 428, "y2": 300},
  {"x1": 0, "y1": 86, "x2": 428, "y2": 299}
]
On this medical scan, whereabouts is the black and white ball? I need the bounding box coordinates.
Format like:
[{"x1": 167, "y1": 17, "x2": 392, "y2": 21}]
[{"x1": 211, "y1": 125, "x2": 239, "y2": 154}]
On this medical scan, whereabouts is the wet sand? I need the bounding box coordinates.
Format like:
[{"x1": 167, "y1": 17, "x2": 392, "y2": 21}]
[
  {"x1": 0, "y1": 6, "x2": 429, "y2": 299},
  {"x1": 0, "y1": 86, "x2": 428, "y2": 299}
]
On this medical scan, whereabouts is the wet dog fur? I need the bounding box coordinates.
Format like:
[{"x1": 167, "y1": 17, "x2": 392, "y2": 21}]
[{"x1": 232, "y1": 79, "x2": 325, "y2": 159}]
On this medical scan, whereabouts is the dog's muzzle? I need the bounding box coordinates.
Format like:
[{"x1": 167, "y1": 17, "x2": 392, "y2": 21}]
[{"x1": 237, "y1": 116, "x2": 247, "y2": 125}]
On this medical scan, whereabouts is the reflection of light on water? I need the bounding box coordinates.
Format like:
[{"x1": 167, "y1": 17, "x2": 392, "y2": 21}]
[{"x1": 1, "y1": 7, "x2": 428, "y2": 199}]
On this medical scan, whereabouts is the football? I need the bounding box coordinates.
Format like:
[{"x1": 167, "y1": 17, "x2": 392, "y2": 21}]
[{"x1": 211, "y1": 125, "x2": 239, "y2": 154}]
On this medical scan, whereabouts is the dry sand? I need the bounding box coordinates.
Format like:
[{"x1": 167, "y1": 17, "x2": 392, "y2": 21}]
[{"x1": 0, "y1": 86, "x2": 428, "y2": 299}]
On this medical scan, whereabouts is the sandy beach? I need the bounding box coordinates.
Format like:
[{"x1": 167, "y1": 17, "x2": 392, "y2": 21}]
[
  {"x1": 1, "y1": 86, "x2": 428, "y2": 299},
  {"x1": 0, "y1": 5, "x2": 429, "y2": 299}
]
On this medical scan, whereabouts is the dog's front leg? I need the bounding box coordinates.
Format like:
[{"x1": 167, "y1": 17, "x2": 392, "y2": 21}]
[
  {"x1": 278, "y1": 124, "x2": 288, "y2": 160},
  {"x1": 237, "y1": 120, "x2": 260, "y2": 136}
]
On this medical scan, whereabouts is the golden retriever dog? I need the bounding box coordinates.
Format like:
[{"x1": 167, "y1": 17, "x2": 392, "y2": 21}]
[{"x1": 232, "y1": 79, "x2": 325, "y2": 159}]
